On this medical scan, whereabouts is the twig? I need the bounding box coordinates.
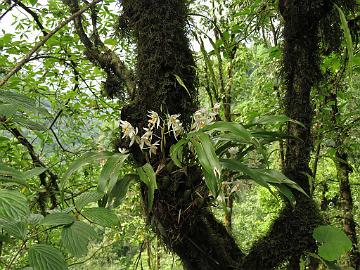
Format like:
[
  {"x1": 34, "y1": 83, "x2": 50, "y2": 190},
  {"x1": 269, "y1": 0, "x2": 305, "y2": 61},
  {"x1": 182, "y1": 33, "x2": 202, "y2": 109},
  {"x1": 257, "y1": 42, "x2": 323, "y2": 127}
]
[
  {"x1": 68, "y1": 242, "x2": 116, "y2": 267},
  {"x1": 0, "y1": 2, "x2": 16, "y2": 21},
  {"x1": 0, "y1": 0, "x2": 103, "y2": 87},
  {"x1": 50, "y1": 127, "x2": 73, "y2": 153},
  {"x1": 5, "y1": 239, "x2": 28, "y2": 270},
  {"x1": 14, "y1": 0, "x2": 48, "y2": 36}
]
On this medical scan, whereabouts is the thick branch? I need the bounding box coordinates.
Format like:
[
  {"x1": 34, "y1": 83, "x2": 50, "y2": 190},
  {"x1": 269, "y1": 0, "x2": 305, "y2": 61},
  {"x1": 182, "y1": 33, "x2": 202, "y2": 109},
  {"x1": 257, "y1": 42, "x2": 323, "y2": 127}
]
[{"x1": 64, "y1": 0, "x2": 135, "y2": 97}]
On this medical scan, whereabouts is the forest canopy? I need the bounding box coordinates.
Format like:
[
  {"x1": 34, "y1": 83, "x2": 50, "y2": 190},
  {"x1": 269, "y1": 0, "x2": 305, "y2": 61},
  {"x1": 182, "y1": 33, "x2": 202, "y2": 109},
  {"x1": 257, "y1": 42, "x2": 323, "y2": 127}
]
[{"x1": 0, "y1": 0, "x2": 359, "y2": 269}]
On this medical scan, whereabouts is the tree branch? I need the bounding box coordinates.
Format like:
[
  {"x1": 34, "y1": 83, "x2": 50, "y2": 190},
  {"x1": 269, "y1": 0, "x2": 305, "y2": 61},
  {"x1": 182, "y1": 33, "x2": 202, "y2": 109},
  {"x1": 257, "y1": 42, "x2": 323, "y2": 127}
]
[
  {"x1": 64, "y1": 0, "x2": 135, "y2": 98},
  {"x1": 0, "y1": 0, "x2": 103, "y2": 87},
  {"x1": 12, "y1": 0, "x2": 48, "y2": 36},
  {"x1": 0, "y1": 2, "x2": 16, "y2": 21}
]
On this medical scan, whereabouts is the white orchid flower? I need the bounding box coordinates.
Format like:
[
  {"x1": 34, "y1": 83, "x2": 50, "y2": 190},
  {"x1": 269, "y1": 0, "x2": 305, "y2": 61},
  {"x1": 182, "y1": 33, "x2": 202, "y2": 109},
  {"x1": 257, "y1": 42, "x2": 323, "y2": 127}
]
[
  {"x1": 213, "y1": 102, "x2": 221, "y2": 114},
  {"x1": 149, "y1": 141, "x2": 160, "y2": 157},
  {"x1": 118, "y1": 147, "x2": 129, "y2": 154},
  {"x1": 140, "y1": 127, "x2": 153, "y2": 150},
  {"x1": 167, "y1": 114, "x2": 181, "y2": 130},
  {"x1": 147, "y1": 110, "x2": 160, "y2": 129},
  {"x1": 120, "y1": 120, "x2": 138, "y2": 146}
]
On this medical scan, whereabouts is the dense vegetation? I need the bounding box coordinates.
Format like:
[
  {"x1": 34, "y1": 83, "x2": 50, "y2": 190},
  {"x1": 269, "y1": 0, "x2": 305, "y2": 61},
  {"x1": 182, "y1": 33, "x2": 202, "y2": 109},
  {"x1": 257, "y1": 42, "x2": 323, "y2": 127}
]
[{"x1": 0, "y1": 0, "x2": 359, "y2": 269}]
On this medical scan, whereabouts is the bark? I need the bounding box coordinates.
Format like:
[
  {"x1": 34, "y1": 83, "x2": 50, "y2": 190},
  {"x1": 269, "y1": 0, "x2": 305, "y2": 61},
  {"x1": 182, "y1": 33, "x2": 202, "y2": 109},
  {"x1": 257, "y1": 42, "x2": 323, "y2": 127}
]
[
  {"x1": 119, "y1": 1, "x2": 244, "y2": 269},
  {"x1": 224, "y1": 193, "x2": 234, "y2": 233},
  {"x1": 336, "y1": 150, "x2": 360, "y2": 269},
  {"x1": 248, "y1": 0, "x2": 328, "y2": 267},
  {"x1": 117, "y1": 0, "x2": 328, "y2": 269},
  {"x1": 61, "y1": 0, "x2": 334, "y2": 268},
  {"x1": 329, "y1": 92, "x2": 360, "y2": 269}
]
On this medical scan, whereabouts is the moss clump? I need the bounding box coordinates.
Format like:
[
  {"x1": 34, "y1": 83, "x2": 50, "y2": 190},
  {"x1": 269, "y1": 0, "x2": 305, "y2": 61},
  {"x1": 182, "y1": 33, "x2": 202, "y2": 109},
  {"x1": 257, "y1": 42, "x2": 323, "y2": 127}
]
[{"x1": 120, "y1": 0, "x2": 197, "y2": 130}]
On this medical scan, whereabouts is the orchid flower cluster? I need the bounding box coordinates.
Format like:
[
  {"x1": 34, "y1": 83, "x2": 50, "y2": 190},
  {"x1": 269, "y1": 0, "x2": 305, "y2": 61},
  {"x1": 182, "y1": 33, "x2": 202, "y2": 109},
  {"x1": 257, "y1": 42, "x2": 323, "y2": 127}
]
[{"x1": 119, "y1": 103, "x2": 220, "y2": 157}]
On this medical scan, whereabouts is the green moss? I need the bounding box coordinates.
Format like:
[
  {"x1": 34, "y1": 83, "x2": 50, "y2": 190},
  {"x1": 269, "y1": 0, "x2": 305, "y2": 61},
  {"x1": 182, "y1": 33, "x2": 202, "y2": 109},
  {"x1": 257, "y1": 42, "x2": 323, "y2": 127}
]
[{"x1": 120, "y1": 0, "x2": 197, "y2": 130}]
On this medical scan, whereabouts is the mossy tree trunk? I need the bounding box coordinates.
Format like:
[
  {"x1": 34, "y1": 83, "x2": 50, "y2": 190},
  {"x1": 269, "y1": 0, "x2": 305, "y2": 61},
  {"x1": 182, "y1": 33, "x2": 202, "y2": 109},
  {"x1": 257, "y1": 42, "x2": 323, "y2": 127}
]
[
  {"x1": 329, "y1": 92, "x2": 360, "y2": 269},
  {"x1": 119, "y1": 1, "x2": 244, "y2": 269},
  {"x1": 118, "y1": 0, "x2": 328, "y2": 269},
  {"x1": 67, "y1": 0, "x2": 334, "y2": 268}
]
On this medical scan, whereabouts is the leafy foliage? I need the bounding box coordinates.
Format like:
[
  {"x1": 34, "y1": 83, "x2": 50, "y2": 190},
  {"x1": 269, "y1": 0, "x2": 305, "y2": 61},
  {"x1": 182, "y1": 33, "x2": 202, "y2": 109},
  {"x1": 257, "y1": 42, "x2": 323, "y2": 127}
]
[{"x1": 313, "y1": 225, "x2": 353, "y2": 262}]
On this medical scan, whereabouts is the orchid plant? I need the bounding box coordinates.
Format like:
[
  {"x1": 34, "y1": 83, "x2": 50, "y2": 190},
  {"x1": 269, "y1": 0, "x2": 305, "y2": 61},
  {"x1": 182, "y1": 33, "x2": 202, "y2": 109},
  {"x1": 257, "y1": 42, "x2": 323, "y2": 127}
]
[
  {"x1": 119, "y1": 103, "x2": 221, "y2": 157},
  {"x1": 117, "y1": 103, "x2": 307, "y2": 207}
]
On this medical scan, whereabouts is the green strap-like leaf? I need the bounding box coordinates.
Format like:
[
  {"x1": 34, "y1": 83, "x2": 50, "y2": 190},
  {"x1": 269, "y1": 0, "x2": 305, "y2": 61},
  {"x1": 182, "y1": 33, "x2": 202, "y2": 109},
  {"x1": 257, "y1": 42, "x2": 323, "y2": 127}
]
[
  {"x1": 98, "y1": 153, "x2": 128, "y2": 193},
  {"x1": 200, "y1": 121, "x2": 253, "y2": 142},
  {"x1": 137, "y1": 163, "x2": 157, "y2": 210},
  {"x1": 60, "y1": 151, "x2": 114, "y2": 190},
  {"x1": 108, "y1": 174, "x2": 138, "y2": 207},
  {"x1": 334, "y1": 4, "x2": 353, "y2": 73},
  {"x1": 190, "y1": 133, "x2": 221, "y2": 197},
  {"x1": 29, "y1": 244, "x2": 67, "y2": 270},
  {"x1": 170, "y1": 138, "x2": 188, "y2": 168},
  {"x1": 220, "y1": 159, "x2": 269, "y2": 189}
]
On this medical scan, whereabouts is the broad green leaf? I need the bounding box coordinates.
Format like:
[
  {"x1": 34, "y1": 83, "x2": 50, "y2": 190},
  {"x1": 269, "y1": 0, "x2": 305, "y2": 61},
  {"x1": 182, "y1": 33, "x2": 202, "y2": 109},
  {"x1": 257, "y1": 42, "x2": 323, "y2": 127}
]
[
  {"x1": 61, "y1": 221, "x2": 97, "y2": 257},
  {"x1": 313, "y1": 225, "x2": 352, "y2": 261},
  {"x1": 252, "y1": 115, "x2": 290, "y2": 125},
  {"x1": 200, "y1": 121, "x2": 253, "y2": 142},
  {"x1": 0, "y1": 163, "x2": 25, "y2": 178},
  {"x1": 108, "y1": 174, "x2": 137, "y2": 207},
  {"x1": 61, "y1": 151, "x2": 114, "y2": 190},
  {"x1": 0, "y1": 136, "x2": 10, "y2": 143},
  {"x1": 1, "y1": 220, "x2": 27, "y2": 239},
  {"x1": 0, "y1": 175, "x2": 27, "y2": 186},
  {"x1": 75, "y1": 191, "x2": 104, "y2": 210},
  {"x1": 0, "y1": 104, "x2": 18, "y2": 116},
  {"x1": 82, "y1": 207, "x2": 119, "y2": 227},
  {"x1": 27, "y1": 213, "x2": 44, "y2": 225},
  {"x1": 98, "y1": 153, "x2": 128, "y2": 192},
  {"x1": 170, "y1": 138, "x2": 188, "y2": 168},
  {"x1": 0, "y1": 164, "x2": 45, "y2": 186},
  {"x1": 0, "y1": 90, "x2": 49, "y2": 116},
  {"x1": 104, "y1": 38, "x2": 117, "y2": 46},
  {"x1": 11, "y1": 116, "x2": 47, "y2": 131},
  {"x1": 24, "y1": 167, "x2": 47, "y2": 179},
  {"x1": 29, "y1": 244, "x2": 67, "y2": 270},
  {"x1": 220, "y1": 159, "x2": 269, "y2": 189},
  {"x1": 137, "y1": 163, "x2": 157, "y2": 210},
  {"x1": 0, "y1": 190, "x2": 29, "y2": 220},
  {"x1": 40, "y1": 213, "x2": 75, "y2": 226}
]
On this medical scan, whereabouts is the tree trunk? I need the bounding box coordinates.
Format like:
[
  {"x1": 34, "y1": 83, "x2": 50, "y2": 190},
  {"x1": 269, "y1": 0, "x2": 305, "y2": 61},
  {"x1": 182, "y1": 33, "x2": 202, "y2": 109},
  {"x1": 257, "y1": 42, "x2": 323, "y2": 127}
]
[
  {"x1": 119, "y1": 1, "x2": 244, "y2": 269},
  {"x1": 336, "y1": 150, "x2": 360, "y2": 269},
  {"x1": 118, "y1": 0, "x2": 326, "y2": 269},
  {"x1": 329, "y1": 92, "x2": 360, "y2": 269}
]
